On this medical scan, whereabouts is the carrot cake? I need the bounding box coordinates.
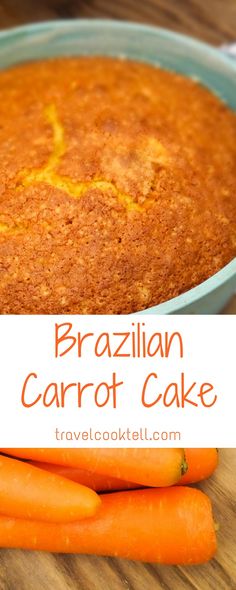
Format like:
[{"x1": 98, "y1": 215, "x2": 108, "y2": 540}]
[{"x1": 0, "y1": 56, "x2": 235, "y2": 313}]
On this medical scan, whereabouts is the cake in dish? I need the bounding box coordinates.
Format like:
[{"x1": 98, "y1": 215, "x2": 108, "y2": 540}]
[{"x1": 0, "y1": 56, "x2": 235, "y2": 313}]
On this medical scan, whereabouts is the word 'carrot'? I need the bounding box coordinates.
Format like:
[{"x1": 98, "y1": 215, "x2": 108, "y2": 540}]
[
  {"x1": 1, "y1": 448, "x2": 186, "y2": 487},
  {"x1": 0, "y1": 454, "x2": 101, "y2": 523},
  {"x1": 0, "y1": 487, "x2": 216, "y2": 564}
]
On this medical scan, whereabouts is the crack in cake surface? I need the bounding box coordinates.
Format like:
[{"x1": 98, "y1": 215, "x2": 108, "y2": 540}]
[{"x1": 16, "y1": 104, "x2": 168, "y2": 212}]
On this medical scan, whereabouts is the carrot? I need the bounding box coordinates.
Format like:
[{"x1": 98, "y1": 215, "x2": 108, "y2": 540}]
[
  {"x1": 0, "y1": 454, "x2": 101, "y2": 523},
  {"x1": 30, "y1": 448, "x2": 218, "y2": 490},
  {"x1": 1, "y1": 448, "x2": 186, "y2": 487},
  {"x1": 29, "y1": 461, "x2": 140, "y2": 492},
  {"x1": 180, "y1": 449, "x2": 218, "y2": 484},
  {"x1": 0, "y1": 487, "x2": 216, "y2": 564},
  {"x1": 29, "y1": 448, "x2": 218, "y2": 491}
]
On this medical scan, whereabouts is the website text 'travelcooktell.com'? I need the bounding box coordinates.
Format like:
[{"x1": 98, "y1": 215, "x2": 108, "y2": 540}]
[
  {"x1": 54, "y1": 427, "x2": 181, "y2": 442},
  {"x1": 1, "y1": 316, "x2": 236, "y2": 447}
]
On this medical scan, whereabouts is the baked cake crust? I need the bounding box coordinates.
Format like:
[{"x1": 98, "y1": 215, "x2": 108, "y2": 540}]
[{"x1": 0, "y1": 56, "x2": 235, "y2": 313}]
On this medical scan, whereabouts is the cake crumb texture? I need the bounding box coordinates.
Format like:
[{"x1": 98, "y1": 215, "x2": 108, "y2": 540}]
[{"x1": 0, "y1": 56, "x2": 235, "y2": 313}]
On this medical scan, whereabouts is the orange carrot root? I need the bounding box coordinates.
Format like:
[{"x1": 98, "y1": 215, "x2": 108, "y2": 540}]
[
  {"x1": 29, "y1": 461, "x2": 140, "y2": 492},
  {"x1": 1, "y1": 448, "x2": 186, "y2": 486},
  {"x1": 0, "y1": 454, "x2": 100, "y2": 523},
  {"x1": 180, "y1": 449, "x2": 218, "y2": 484},
  {"x1": 29, "y1": 448, "x2": 218, "y2": 491},
  {"x1": 0, "y1": 487, "x2": 216, "y2": 564}
]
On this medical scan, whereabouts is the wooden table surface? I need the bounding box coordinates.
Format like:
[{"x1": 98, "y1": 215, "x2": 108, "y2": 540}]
[
  {"x1": 0, "y1": 1, "x2": 236, "y2": 588},
  {"x1": 0, "y1": 0, "x2": 236, "y2": 45},
  {"x1": 0, "y1": 450, "x2": 235, "y2": 590}
]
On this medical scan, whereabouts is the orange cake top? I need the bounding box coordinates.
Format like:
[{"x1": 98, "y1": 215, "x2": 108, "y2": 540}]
[{"x1": 0, "y1": 56, "x2": 235, "y2": 313}]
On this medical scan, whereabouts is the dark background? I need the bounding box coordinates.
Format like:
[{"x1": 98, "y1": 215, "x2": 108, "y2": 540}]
[{"x1": 0, "y1": 0, "x2": 236, "y2": 45}]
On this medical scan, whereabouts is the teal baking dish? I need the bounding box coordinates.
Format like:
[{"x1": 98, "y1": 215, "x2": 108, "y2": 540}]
[{"x1": 0, "y1": 19, "x2": 235, "y2": 314}]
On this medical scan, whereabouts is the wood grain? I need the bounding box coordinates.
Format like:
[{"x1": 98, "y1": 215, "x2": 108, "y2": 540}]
[
  {"x1": 0, "y1": 0, "x2": 236, "y2": 45},
  {"x1": 223, "y1": 295, "x2": 236, "y2": 314},
  {"x1": 0, "y1": 450, "x2": 235, "y2": 590}
]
